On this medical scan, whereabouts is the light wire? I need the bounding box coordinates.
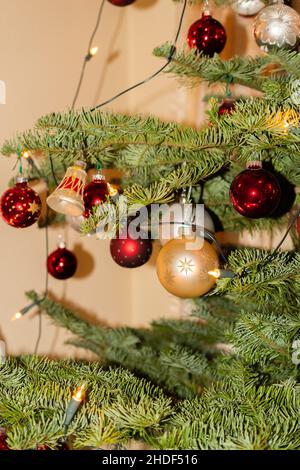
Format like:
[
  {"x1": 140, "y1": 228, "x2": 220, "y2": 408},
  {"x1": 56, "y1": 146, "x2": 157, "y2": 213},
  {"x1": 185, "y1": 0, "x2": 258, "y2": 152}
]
[
  {"x1": 72, "y1": 0, "x2": 106, "y2": 109},
  {"x1": 91, "y1": 0, "x2": 188, "y2": 111}
]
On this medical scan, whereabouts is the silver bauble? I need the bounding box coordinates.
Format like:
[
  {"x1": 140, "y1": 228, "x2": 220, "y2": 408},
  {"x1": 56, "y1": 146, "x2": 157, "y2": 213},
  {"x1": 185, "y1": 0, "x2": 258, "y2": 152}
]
[
  {"x1": 233, "y1": 0, "x2": 264, "y2": 17},
  {"x1": 66, "y1": 214, "x2": 95, "y2": 236},
  {"x1": 158, "y1": 203, "x2": 215, "y2": 246},
  {"x1": 254, "y1": 1, "x2": 300, "y2": 51}
]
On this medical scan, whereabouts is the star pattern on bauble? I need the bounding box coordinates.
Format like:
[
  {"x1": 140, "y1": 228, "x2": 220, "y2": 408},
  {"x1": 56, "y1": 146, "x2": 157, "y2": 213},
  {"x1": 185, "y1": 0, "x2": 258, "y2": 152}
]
[
  {"x1": 28, "y1": 201, "x2": 40, "y2": 215},
  {"x1": 177, "y1": 257, "x2": 195, "y2": 275}
]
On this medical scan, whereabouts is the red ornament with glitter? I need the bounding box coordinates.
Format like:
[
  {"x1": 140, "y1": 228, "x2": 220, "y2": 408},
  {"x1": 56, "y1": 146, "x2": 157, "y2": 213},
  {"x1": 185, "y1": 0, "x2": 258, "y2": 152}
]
[
  {"x1": 218, "y1": 99, "x2": 235, "y2": 116},
  {"x1": 229, "y1": 163, "x2": 281, "y2": 219},
  {"x1": 110, "y1": 230, "x2": 152, "y2": 268},
  {"x1": 187, "y1": 14, "x2": 227, "y2": 57},
  {"x1": 0, "y1": 177, "x2": 41, "y2": 228},
  {"x1": 83, "y1": 173, "x2": 110, "y2": 217},
  {"x1": 108, "y1": 0, "x2": 135, "y2": 5},
  {"x1": 47, "y1": 238, "x2": 77, "y2": 280}
]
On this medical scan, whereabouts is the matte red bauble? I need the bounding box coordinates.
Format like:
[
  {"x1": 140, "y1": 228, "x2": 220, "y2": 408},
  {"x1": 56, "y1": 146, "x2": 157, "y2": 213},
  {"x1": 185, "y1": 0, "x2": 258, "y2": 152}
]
[
  {"x1": 83, "y1": 174, "x2": 109, "y2": 217},
  {"x1": 47, "y1": 244, "x2": 77, "y2": 280},
  {"x1": 187, "y1": 14, "x2": 227, "y2": 57},
  {"x1": 110, "y1": 233, "x2": 152, "y2": 268},
  {"x1": 0, "y1": 177, "x2": 41, "y2": 228},
  {"x1": 218, "y1": 99, "x2": 235, "y2": 116},
  {"x1": 108, "y1": 0, "x2": 135, "y2": 5},
  {"x1": 230, "y1": 167, "x2": 281, "y2": 218}
]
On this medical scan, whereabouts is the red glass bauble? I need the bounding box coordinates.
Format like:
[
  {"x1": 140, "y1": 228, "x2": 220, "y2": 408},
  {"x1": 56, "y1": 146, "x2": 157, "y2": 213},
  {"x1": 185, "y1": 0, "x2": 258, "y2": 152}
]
[
  {"x1": 110, "y1": 233, "x2": 152, "y2": 268},
  {"x1": 36, "y1": 444, "x2": 51, "y2": 450},
  {"x1": 47, "y1": 247, "x2": 77, "y2": 279},
  {"x1": 230, "y1": 168, "x2": 281, "y2": 218},
  {"x1": 83, "y1": 176, "x2": 109, "y2": 217},
  {"x1": 0, "y1": 178, "x2": 41, "y2": 228},
  {"x1": 0, "y1": 430, "x2": 9, "y2": 451},
  {"x1": 218, "y1": 99, "x2": 235, "y2": 116},
  {"x1": 187, "y1": 14, "x2": 227, "y2": 57},
  {"x1": 108, "y1": 0, "x2": 135, "y2": 5}
]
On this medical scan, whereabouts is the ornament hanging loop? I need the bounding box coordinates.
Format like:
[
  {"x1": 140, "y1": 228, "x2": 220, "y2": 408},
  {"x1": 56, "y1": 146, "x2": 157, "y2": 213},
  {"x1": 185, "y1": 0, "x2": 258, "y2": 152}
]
[
  {"x1": 17, "y1": 145, "x2": 23, "y2": 176},
  {"x1": 224, "y1": 74, "x2": 233, "y2": 98},
  {"x1": 203, "y1": 0, "x2": 211, "y2": 15}
]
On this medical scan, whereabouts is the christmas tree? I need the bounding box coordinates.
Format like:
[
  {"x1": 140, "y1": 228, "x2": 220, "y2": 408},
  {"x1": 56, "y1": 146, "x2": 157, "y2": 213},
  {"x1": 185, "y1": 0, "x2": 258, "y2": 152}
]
[{"x1": 1, "y1": 0, "x2": 300, "y2": 450}]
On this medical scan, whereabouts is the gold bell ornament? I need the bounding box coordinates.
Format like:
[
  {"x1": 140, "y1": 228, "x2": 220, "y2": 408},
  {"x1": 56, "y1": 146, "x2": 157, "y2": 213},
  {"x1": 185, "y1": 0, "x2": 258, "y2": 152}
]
[{"x1": 47, "y1": 161, "x2": 87, "y2": 216}]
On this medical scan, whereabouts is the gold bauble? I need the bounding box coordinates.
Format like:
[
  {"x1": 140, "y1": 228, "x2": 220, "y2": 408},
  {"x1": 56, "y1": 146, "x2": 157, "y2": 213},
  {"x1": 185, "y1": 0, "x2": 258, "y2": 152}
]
[{"x1": 156, "y1": 237, "x2": 219, "y2": 298}]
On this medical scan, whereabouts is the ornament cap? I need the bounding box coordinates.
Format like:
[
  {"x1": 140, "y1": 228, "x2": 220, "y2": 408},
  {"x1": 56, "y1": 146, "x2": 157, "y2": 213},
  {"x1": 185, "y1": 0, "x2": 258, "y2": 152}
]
[
  {"x1": 246, "y1": 160, "x2": 263, "y2": 169},
  {"x1": 15, "y1": 176, "x2": 28, "y2": 184},
  {"x1": 74, "y1": 160, "x2": 86, "y2": 170},
  {"x1": 92, "y1": 172, "x2": 105, "y2": 181},
  {"x1": 57, "y1": 234, "x2": 66, "y2": 249}
]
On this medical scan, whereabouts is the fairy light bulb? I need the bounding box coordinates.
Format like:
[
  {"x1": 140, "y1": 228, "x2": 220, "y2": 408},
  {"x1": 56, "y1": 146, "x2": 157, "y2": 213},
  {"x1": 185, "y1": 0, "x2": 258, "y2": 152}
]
[
  {"x1": 64, "y1": 384, "x2": 86, "y2": 429},
  {"x1": 89, "y1": 46, "x2": 98, "y2": 57},
  {"x1": 11, "y1": 311, "x2": 23, "y2": 321},
  {"x1": 72, "y1": 384, "x2": 86, "y2": 402}
]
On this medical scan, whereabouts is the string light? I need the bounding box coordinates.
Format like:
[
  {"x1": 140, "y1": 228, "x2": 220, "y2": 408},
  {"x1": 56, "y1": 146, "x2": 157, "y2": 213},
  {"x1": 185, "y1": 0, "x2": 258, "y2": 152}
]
[
  {"x1": 107, "y1": 182, "x2": 119, "y2": 197},
  {"x1": 22, "y1": 150, "x2": 30, "y2": 159},
  {"x1": 208, "y1": 268, "x2": 236, "y2": 279},
  {"x1": 87, "y1": 46, "x2": 98, "y2": 60},
  {"x1": 72, "y1": 0, "x2": 106, "y2": 109},
  {"x1": 91, "y1": 0, "x2": 188, "y2": 111},
  {"x1": 63, "y1": 384, "x2": 86, "y2": 430},
  {"x1": 267, "y1": 109, "x2": 299, "y2": 135},
  {"x1": 11, "y1": 301, "x2": 41, "y2": 321}
]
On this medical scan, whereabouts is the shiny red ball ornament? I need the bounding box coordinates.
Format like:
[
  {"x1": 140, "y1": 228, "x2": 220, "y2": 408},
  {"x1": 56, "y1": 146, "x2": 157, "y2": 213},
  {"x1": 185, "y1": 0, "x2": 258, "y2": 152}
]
[
  {"x1": 230, "y1": 166, "x2": 281, "y2": 218},
  {"x1": 218, "y1": 99, "x2": 235, "y2": 116},
  {"x1": 108, "y1": 0, "x2": 135, "y2": 5},
  {"x1": 47, "y1": 243, "x2": 77, "y2": 280},
  {"x1": 110, "y1": 232, "x2": 152, "y2": 268},
  {"x1": 0, "y1": 177, "x2": 41, "y2": 228},
  {"x1": 0, "y1": 429, "x2": 9, "y2": 451},
  {"x1": 83, "y1": 174, "x2": 109, "y2": 218},
  {"x1": 187, "y1": 14, "x2": 227, "y2": 57}
]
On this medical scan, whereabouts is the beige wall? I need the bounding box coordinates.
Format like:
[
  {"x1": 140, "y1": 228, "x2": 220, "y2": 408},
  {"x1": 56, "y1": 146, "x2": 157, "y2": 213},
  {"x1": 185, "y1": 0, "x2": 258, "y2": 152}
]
[{"x1": 0, "y1": 0, "x2": 292, "y2": 357}]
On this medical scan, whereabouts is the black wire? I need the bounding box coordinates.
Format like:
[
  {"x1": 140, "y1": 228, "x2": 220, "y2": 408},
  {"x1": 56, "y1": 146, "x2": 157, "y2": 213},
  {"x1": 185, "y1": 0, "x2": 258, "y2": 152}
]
[
  {"x1": 72, "y1": 0, "x2": 106, "y2": 109},
  {"x1": 91, "y1": 0, "x2": 188, "y2": 111},
  {"x1": 260, "y1": 206, "x2": 300, "y2": 269},
  {"x1": 49, "y1": 154, "x2": 59, "y2": 186}
]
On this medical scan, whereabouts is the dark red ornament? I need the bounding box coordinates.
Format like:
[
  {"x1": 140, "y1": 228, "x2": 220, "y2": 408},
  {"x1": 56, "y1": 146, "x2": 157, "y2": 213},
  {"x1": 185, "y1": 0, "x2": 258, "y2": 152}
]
[
  {"x1": 83, "y1": 174, "x2": 109, "y2": 218},
  {"x1": 218, "y1": 99, "x2": 235, "y2": 116},
  {"x1": 0, "y1": 429, "x2": 9, "y2": 451},
  {"x1": 110, "y1": 232, "x2": 152, "y2": 268},
  {"x1": 47, "y1": 243, "x2": 77, "y2": 280},
  {"x1": 0, "y1": 177, "x2": 41, "y2": 228},
  {"x1": 36, "y1": 444, "x2": 51, "y2": 450},
  {"x1": 230, "y1": 167, "x2": 281, "y2": 218},
  {"x1": 108, "y1": 0, "x2": 135, "y2": 5},
  {"x1": 187, "y1": 14, "x2": 227, "y2": 57}
]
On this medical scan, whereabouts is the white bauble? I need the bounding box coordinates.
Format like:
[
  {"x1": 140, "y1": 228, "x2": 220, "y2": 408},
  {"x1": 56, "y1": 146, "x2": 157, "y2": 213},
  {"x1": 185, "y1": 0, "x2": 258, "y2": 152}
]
[
  {"x1": 233, "y1": 0, "x2": 264, "y2": 17},
  {"x1": 254, "y1": 1, "x2": 300, "y2": 51},
  {"x1": 158, "y1": 204, "x2": 215, "y2": 246},
  {"x1": 66, "y1": 215, "x2": 95, "y2": 236}
]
